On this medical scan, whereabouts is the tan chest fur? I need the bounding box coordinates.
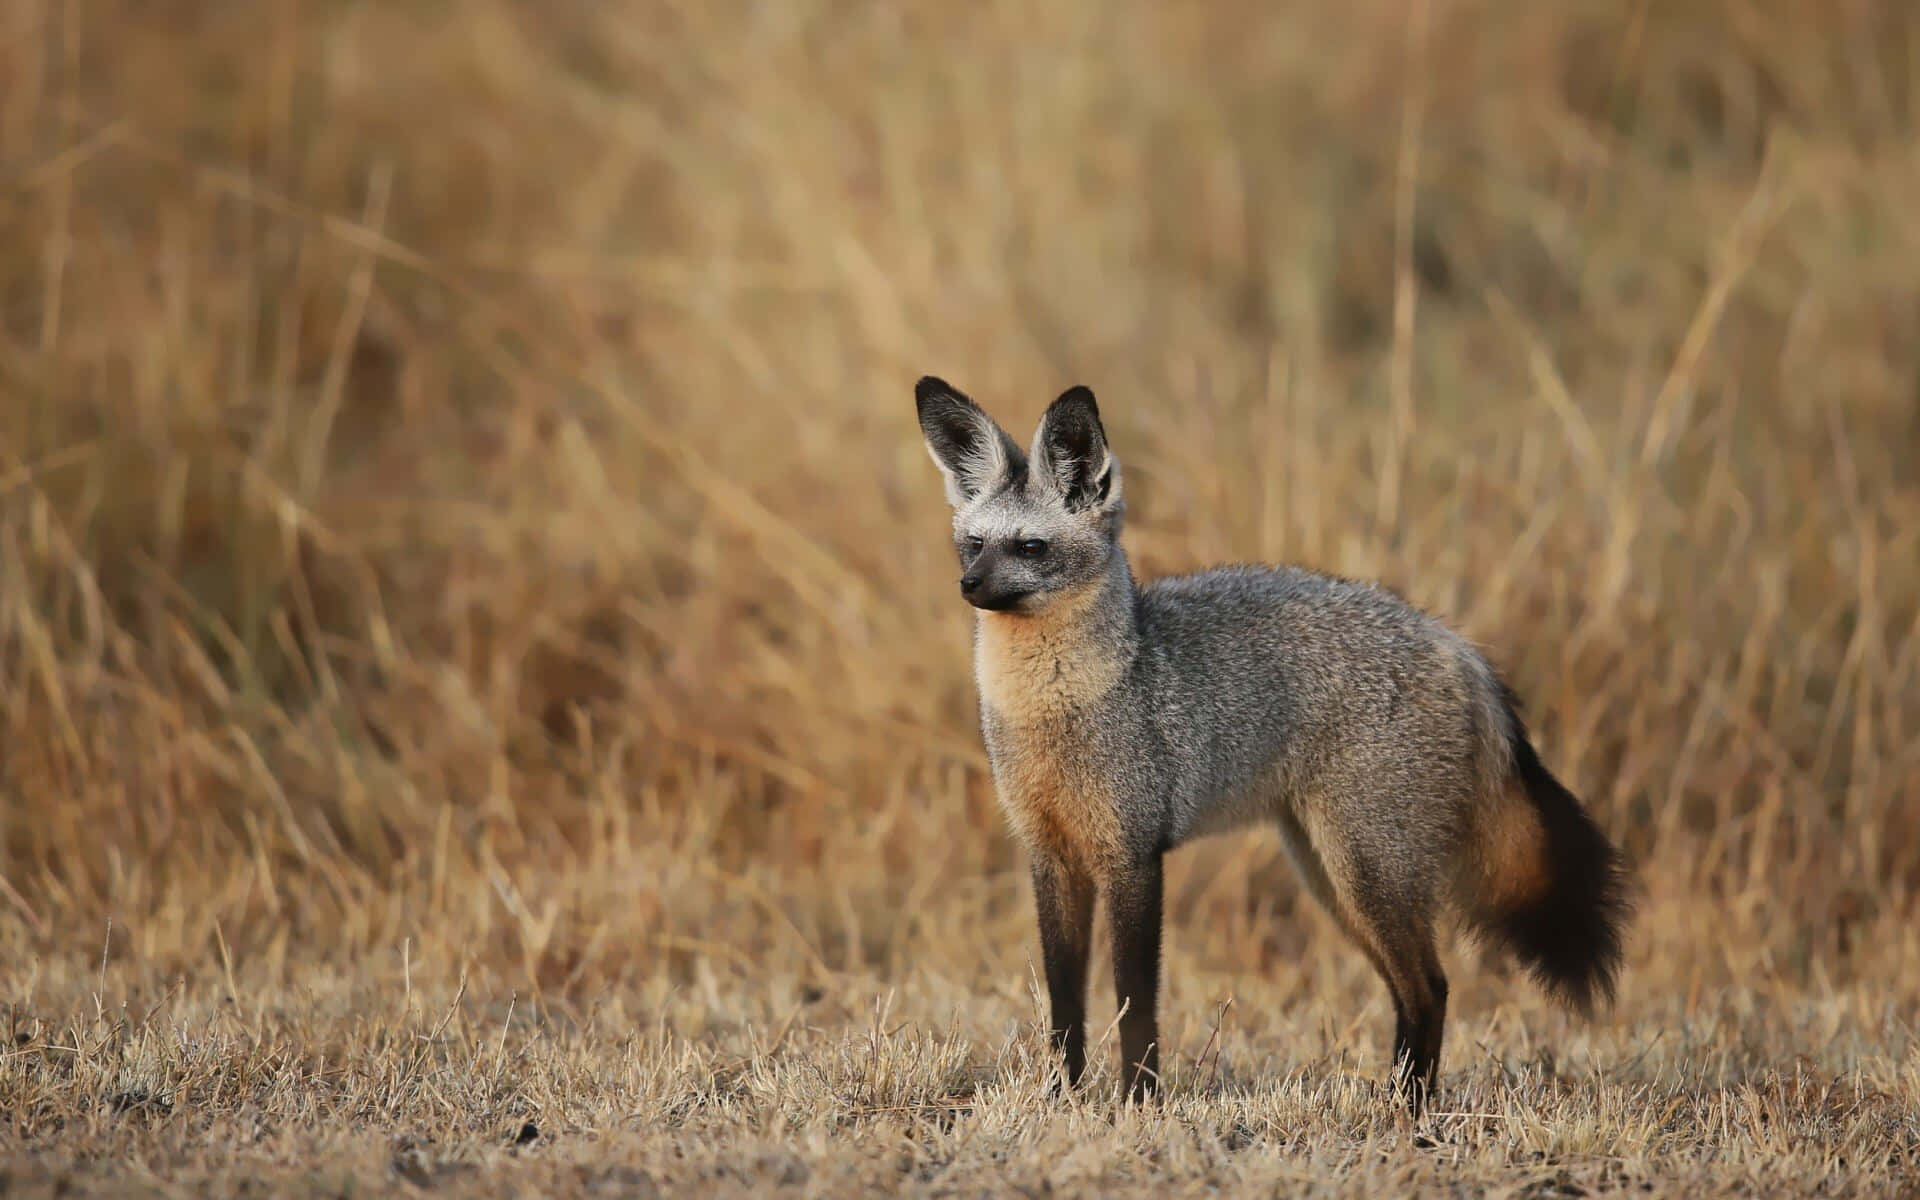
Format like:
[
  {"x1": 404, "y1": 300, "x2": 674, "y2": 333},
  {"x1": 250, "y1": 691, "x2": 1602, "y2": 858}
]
[
  {"x1": 973, "y1": 588, "x2": 1125, "y2": 721},
  {"x1": 975, "y1": 602, "x2": 1125, "y2": 875},
  {"x1": 987, "y1": 739, "x2": 1121, "y2": 876}
]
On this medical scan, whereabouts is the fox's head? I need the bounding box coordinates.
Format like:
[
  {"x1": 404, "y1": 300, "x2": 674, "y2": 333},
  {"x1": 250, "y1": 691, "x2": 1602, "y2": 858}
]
[{"x1": 915, "y1": 377, "x2": 1123, "y2": 615}]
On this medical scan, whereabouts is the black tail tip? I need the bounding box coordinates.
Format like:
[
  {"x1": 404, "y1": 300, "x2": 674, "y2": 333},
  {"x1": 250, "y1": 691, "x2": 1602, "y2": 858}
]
[
  {"x1": 1501, "y1": 825, "x2": 1633, "y2": 1016},
  {"x1": 1497, "y1": 696, "x2": 1635, "y2": 1015}
]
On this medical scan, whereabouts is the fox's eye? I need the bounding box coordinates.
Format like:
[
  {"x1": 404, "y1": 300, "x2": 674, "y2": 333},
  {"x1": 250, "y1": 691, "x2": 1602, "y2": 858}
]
[
  {"x1": 964, "y1": 535, "x2": 984, "y2": 555},
  {"x1": 1015, "y1": 538, "x2": 1048, "y2": 558}
]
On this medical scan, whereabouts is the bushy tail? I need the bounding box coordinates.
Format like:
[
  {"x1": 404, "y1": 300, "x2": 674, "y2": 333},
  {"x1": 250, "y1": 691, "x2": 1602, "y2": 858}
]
[{"x1": 1478, "y1": 688, "x2": 1633, "y2": 1015}]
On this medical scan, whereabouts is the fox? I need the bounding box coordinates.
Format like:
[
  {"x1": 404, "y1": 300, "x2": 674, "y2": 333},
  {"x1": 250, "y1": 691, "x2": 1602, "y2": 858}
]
[{"x1": 914, "y1": 376, "x2": 1631, "y2": 1109}]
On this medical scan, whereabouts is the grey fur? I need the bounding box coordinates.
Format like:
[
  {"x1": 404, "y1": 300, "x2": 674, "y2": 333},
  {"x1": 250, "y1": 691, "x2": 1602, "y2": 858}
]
[{"x1": 916, "y1": 377, "x2": 1628, "y2": 1108}]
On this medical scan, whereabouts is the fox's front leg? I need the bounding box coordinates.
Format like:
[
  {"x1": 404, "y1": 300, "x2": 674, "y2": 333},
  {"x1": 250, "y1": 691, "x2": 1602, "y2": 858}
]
[
  {"x1": 1032, "y1": 856, "x2": 1095, "y2": 1088},
  {"x1": 1109, "y1": 851, "x2": 1164, "y2": 1101}
]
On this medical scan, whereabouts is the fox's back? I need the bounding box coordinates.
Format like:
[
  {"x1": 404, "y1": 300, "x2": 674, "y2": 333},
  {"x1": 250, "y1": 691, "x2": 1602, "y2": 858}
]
[
  {"x1": 1139, "y1": 564, "x2": 1468, "y2": 705},
  {"x1": 1134, "y1": 565, "x2": 1505, "y2": 840}
]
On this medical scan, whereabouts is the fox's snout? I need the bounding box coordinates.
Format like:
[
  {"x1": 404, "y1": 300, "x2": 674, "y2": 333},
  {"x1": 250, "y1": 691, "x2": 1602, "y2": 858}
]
[
  {"x1": 956, "y1": 545, "x2": 1031, "y2": 611},
  {"x1": 960, "y1": 574, "x2": 1030, "y2": 612}
]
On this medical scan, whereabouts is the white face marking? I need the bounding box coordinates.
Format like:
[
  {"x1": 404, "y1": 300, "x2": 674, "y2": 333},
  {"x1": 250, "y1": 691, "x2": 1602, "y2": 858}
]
[
  {"x1": 955, "y1": 502, "x2": 1028, "y2": 543},
  {"x1": 955, "y1": 486, "x2": 1076, "y2": 545}
]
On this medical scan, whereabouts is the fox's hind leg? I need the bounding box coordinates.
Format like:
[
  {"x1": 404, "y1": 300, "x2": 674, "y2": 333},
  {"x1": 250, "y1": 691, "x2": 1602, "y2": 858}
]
[
  {"x1": 1384, "y1": 942, "x2": 1448, "y2": 1110},
  {"x1": 1285, "y1": 804, "x2": 1449, "y2": 1112},
  {"x1": 1342, "y1": 886, "x2": 1447, "y2": 1111}
]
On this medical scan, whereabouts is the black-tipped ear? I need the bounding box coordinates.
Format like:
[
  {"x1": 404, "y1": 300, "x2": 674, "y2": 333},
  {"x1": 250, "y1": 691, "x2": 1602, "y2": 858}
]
[
  {"x1": 1031, "y1": 385, "x2": 1118, "y2": 513},
  {"x1": 915, "y1": 377, "x2": 1025, "y2": 507}
]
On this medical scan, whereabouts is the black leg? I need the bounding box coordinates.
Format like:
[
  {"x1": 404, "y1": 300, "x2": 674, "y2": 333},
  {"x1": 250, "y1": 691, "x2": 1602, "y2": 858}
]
[
  {"x1": 1108, "y1": 852, "x2": 1164, "y2": 1102},
  {"x1": 1389, "y1": 967, "x2": 1447, "y2": 1115},
  {"x1": 1032, "y1": 856, "x2": 1095, "y2": 1089},
  {"x1": 1417, "y1": 969, "x2": 1448, "y2": 1097},
  {"x1": 1392, "y1": 1000, "x2": 1418, "y2": 1088}
]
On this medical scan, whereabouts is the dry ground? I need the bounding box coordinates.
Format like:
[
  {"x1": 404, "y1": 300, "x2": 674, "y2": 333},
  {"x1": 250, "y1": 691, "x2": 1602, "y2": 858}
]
[{"x1": 4, "y1": 1, "x2": 1920, "y2": 1195}]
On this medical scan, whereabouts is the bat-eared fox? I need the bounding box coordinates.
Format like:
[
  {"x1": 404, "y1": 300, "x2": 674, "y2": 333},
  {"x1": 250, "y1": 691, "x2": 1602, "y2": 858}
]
[{"x1": 915, "y1": 377, "x2": 1631, "y2": 1110}]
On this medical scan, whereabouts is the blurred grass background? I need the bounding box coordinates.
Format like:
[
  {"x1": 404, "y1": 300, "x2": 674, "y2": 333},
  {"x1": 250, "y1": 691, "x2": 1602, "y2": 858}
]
[{"x1": 2, "y1": 0, "x2": 1917, "y2": 1000}]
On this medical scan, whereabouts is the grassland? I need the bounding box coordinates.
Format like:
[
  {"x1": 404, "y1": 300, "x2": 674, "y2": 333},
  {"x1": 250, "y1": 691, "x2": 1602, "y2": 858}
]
[{"x1": 3, "y1": 0, "x2": 1918, "y2": 1194}]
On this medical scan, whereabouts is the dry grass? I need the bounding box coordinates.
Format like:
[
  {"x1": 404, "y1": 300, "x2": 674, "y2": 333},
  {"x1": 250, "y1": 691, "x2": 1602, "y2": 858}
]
[{"x1": 3, "y1": 0, "x2": 1919, "y2": 1194}]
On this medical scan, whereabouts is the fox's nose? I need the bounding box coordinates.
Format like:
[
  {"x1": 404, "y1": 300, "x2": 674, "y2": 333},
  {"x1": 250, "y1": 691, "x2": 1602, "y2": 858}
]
[{"x1": 960, "y1": 573, "x2": 983, "y2": 595}]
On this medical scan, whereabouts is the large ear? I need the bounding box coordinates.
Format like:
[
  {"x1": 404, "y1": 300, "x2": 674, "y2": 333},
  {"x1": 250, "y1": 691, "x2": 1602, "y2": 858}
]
[
  {"x1": 1030, "y1": 385, "x2": 1119, "y2": 514},
  {"x1": 915, "y1": 376, "x2": 1024, "y2": 507}
]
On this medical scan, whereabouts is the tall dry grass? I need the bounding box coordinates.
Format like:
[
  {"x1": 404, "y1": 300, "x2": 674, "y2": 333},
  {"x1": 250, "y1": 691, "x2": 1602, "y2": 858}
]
[{"x1": 3, "y1": 0, "x2": 1919, "y2": 1193}]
